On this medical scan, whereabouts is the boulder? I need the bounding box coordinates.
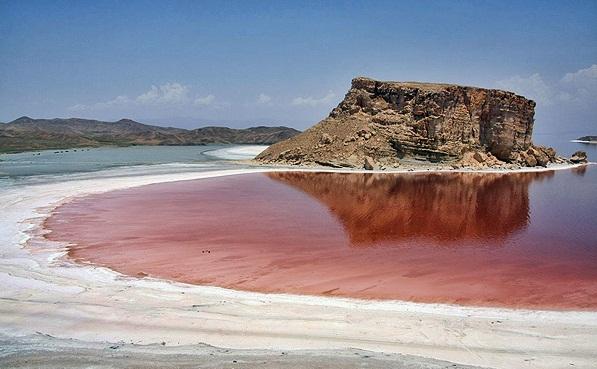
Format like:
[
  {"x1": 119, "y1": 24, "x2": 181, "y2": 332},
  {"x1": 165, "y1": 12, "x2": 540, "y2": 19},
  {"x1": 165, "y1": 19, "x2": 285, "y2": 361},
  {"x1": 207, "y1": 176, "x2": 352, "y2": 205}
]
[
  {"x1": 570, "y1": 151, "x2": 588, "y2": 163},
  {"x1": 320, "y1": 133, "x2": 333, "y2": 145},
  {"x1": 521, "y1": 151, "x2": 537, "y2": 167},
  {"x1": 528, "y1": 146, "x2": 549, "y2": 167},
  {"x1": 541, "y1": 146, "x2": 557, "y2": 161},
  {"x1": 364, "y1": 156, "x2": 377, "y2": 170},
  {"x1": 473, "y1": 151, "x2": 486, "y2": 163}
]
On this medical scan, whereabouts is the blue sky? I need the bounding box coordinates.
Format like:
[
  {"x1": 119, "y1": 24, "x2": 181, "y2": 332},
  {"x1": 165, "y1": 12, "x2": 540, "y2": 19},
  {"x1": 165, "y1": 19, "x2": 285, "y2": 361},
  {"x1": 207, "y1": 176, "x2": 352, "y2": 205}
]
[{"x1": 1, "y1": 0, "x2": 596, "y2": 135}]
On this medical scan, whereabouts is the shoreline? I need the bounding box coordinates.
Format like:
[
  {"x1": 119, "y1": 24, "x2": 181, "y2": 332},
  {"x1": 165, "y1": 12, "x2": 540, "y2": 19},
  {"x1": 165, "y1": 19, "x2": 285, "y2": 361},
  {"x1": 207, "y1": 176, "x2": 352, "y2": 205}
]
[
  {"x1": 570, "y1": 139, "x2": 597, "y2": 144},
  {"x1": 0, "y1": 143, "x2": 210, "y2": 155},
  {"x1": 1, "y1": 165, "x2": 597, "y2": 368},
  {"x1": 244, "y1": 161, "x2": 590, "y2": 174},
  {"x1": 0, "y1": 143, "x2": 272, "y2": 156}
]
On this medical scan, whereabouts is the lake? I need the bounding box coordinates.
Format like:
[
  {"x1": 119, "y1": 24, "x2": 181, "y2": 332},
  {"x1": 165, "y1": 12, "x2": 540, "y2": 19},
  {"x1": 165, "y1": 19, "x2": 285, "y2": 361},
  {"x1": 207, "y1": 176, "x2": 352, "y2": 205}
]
[{"x1": 46, "y1": 166, "x2": 597, "y2": 310}]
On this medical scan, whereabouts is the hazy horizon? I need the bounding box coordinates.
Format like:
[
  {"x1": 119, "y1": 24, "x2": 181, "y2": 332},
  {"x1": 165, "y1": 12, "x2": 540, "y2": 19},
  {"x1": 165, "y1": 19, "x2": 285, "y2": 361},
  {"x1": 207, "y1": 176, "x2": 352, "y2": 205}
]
[
  {"x1": 1, "y1": 1, "x2": 596, "y2": 134},
  {"x1": 0, "y1": 114, "x2": 301, "y2": 129}
]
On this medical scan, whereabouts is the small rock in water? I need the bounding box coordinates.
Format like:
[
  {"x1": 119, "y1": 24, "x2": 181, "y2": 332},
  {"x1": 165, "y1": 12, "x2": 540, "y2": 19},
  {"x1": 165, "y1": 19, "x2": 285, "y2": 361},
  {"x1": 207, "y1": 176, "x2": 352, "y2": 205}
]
[{"x1": 570, "y1": 151, "x2": 588, "y2": 163}]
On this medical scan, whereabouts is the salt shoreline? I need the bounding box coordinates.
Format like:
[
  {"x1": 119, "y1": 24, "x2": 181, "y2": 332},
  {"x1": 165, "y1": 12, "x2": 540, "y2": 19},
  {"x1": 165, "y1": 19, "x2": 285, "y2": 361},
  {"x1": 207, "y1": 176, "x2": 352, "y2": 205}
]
[
  {"x1": 1, "y1": 163, "x2": 596, "y2": 369},
  {"x1": 246, "y1": 161, "x2": 590, "y2": 174},
  {"x1": 570, "y1": 139, "x2": 597, "y2": 144},
  {"x1": 0, "y1": 334, "x2": 486, "y2": 369}
]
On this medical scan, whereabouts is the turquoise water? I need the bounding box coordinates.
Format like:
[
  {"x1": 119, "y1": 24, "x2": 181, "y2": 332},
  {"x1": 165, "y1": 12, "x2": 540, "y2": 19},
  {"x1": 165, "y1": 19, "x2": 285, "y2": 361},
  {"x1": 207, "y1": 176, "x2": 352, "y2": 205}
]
[
  {"x1": 0, "y1": 145, "x2": 267, "y2": 188},
  {"x1": 0, "y1": 145, "x2": 237, "y2": 178}
]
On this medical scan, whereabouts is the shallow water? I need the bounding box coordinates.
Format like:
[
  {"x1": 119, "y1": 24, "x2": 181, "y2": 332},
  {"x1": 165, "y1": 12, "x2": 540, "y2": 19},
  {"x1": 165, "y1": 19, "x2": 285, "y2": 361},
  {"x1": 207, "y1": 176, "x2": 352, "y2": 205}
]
[
  {"x1": 46, "y1": 166, "x2": 597, "y2": 310},
  {"x1": 0, "y1": 145, "x2": 267, "y2": 189},
  {"x1": 0, "y1": 145, "x2": 265, "y2": 179}
]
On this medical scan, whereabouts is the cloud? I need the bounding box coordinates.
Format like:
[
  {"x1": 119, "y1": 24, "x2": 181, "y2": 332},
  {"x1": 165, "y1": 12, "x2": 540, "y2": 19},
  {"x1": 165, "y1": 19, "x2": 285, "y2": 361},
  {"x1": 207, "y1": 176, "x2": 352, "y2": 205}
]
[
  {"x1": 68, "y1": 95, "x2": 132, "y2": 111},
  {"x1": 68, "y1": 82, "x2": 215, "y2": 112},
  {"x1": 561, "y1": 64, "x2": 597, "y2": 84},
  {"x1": 194, "y1": 94, "x2": 215, "y2": 106},
  {"x1": 495, "y1": 64, "x2": 597, "y2": 106},
  {"x1": 495, "y1": 73, "x2": 553, "y2": 105},
  {"x1": 291, "y1": 91, "x2": 336, "y2": 107},
  {"x1": 256, "y1": 93, "x2": 272, "y2": 105},
  {"x1": 559, "y1": 64, "x2": 597, "y2": 104},
  {"x1": 136, "y1": 83, "x2": 190, "y2": 105}
]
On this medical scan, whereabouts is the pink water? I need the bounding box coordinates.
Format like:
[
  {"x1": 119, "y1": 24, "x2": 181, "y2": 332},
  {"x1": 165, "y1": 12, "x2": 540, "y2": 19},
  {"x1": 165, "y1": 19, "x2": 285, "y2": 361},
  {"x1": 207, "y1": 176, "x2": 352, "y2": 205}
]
[{"x1": 45, "y1": 166, "x2": 597, "y2": 310}]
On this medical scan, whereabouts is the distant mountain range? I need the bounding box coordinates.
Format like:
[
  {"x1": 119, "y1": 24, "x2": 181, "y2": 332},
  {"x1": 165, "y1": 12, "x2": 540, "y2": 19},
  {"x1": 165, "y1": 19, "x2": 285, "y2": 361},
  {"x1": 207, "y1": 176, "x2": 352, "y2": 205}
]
[{"x1": 0, "y1": 117, "x2": 300, "y2": 153}]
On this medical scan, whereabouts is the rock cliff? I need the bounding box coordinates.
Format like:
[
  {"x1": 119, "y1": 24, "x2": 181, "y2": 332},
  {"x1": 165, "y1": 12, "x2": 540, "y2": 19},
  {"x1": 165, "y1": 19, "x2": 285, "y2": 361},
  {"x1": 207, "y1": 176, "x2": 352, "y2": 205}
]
[{"x1": 256, "y1": 77, "x2": 564, "y2": 169}]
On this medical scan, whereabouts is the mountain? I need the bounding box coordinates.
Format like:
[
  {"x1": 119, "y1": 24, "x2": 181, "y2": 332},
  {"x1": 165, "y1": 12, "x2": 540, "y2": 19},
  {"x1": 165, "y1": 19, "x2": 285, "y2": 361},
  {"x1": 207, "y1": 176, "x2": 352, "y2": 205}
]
[
  {"x1": 256, "y1": 77, "x2": 564, "y2": 169},
  {"x1": 0, "y1": 117, "x2": 300, "y2": 153}
]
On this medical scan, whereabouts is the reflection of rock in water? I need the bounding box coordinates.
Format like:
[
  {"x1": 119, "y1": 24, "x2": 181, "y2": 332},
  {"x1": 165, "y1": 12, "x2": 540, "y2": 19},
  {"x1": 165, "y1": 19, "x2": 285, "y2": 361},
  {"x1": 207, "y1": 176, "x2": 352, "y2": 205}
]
[
  {"x1": 267, "y1": 171, "x2": 554, "y2": 246},
  {"x1": 572, "y1": 165, "x2": 587, "y2": 176}
]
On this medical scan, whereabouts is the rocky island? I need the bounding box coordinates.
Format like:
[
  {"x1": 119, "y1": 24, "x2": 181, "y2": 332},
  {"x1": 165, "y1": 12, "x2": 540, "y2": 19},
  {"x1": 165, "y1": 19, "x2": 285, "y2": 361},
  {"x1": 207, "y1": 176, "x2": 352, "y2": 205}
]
[
  {"x1": 256, "y1": 77, "x2": 585, "y2": 169},
  {"x1": 575, "y1": 136, "x2": 597, "y2": 143}
]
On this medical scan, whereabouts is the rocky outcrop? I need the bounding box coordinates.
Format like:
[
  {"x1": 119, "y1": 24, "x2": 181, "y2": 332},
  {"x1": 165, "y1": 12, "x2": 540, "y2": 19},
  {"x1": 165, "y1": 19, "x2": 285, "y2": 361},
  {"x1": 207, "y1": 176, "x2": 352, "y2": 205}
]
[
  {"x1": 570, "y1": 151, "x2": 588, "y2": 163},
  {"x1": 256, "y1": 77, "x2": 564, "y2": 169}
]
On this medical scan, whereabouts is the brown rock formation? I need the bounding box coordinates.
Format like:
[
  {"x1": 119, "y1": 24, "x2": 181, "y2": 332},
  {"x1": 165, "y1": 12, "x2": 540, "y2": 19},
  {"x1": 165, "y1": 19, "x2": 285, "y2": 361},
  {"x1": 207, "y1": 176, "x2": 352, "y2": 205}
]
[
  {"x1": 256, "y1": 77, "x2": 562, "y2": 169},
  {"x1": 570, "y1": 150, "x2": 588, "y2": 163}
]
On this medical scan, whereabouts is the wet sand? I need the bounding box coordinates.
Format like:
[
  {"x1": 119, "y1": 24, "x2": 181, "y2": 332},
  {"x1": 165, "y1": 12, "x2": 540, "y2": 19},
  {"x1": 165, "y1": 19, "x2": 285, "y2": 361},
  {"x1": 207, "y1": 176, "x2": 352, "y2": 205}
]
[
  {"x1": 46, "y1": 168, "x2": 597, "y2": 310},
  {"x1": 0, "y1": 334, "x2": 486, "y2": 369}
]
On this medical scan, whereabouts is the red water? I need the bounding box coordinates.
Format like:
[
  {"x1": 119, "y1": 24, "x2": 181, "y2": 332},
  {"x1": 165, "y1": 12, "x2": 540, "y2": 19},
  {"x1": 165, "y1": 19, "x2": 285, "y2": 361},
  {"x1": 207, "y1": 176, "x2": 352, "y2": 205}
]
[{"x1": 45, "y1": 167, "x2": 597, "y2": 310}]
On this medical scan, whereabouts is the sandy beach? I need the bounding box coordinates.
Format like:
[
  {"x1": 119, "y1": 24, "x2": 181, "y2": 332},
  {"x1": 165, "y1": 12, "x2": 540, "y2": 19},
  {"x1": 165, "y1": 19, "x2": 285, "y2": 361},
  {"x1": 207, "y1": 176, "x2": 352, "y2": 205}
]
[{"x1": 1, "y1": 164, "x2": 596, "y2": 369}]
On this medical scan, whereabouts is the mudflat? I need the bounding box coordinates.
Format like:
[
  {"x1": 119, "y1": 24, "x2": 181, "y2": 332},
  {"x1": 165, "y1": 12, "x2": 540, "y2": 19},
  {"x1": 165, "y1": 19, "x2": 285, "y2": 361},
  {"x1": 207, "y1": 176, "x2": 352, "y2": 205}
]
[{"x1": 0, "y1": 334, "x2": 486, "y2": 369}]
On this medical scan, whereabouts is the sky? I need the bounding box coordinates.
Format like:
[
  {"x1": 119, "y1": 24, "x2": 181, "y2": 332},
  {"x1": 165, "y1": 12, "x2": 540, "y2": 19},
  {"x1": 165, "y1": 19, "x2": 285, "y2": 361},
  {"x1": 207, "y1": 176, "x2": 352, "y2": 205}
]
[{"x1": 0, "y1": 0, "x2": 596, "y2": 135}]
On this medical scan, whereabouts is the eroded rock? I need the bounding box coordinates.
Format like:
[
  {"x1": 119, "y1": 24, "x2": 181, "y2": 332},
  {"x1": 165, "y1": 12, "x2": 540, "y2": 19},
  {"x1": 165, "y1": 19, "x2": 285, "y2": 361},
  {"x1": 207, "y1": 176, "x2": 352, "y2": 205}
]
[
  {"x1": 320, "y1": 133, "x2": 333, "y2": 145},
  {"x1": 364, "y1": 156, "x2": 377, "y2": 170},
  {"x1": 570, "y1": 151, "x2": 588, "y2": 163},
  {"x1": 256, "y1": 77, "x2": 561, "y2": 168}
]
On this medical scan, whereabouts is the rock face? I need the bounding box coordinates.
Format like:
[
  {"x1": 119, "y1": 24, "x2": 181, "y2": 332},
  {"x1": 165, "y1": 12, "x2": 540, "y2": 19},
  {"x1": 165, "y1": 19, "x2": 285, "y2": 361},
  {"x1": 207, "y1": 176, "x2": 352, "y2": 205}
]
[{"x1": 256, "y1": 77, "x2": 562, "y2": 169}]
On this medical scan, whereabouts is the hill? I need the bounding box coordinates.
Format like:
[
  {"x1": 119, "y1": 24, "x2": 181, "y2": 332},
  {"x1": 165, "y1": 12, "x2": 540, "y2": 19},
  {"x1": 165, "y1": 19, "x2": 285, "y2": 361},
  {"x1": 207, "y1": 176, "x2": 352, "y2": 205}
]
[
  {"x1": 0, "y1": 117, "x2": 300, "y2": 153},
  {"x1": 256, "y1": 77, "x2": 564, "y2": 169}
]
